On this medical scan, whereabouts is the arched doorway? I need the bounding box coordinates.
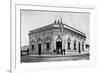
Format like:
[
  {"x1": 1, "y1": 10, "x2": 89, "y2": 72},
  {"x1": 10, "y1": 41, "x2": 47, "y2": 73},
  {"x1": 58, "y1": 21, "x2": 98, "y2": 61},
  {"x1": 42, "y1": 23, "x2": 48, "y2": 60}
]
[
  {"x1": 56, "y1": 35, "x2": 62, "y2": 54},
  {"x1": 38, "y1": 43, "x2": 41, "y2": 55},
  {"x1": 56, "y1": 39, "x2": 62, "y2": 49},
  {"x1": 37, "y1": 37, "x2": 42, "y2": 55}
]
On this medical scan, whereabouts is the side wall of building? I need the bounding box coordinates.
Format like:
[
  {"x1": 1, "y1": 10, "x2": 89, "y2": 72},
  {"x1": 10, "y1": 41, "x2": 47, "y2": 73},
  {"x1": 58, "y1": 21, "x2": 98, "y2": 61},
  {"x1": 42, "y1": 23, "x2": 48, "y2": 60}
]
[
  {"x1": 29, "y1": 28, "x2": 89, "y2": 55},
  {"x1": 53, "y1": 29, "x2": 89, "y2": 55},
  {"x1": 29, "y1": 30, "x2": 54, "y2": 55}
]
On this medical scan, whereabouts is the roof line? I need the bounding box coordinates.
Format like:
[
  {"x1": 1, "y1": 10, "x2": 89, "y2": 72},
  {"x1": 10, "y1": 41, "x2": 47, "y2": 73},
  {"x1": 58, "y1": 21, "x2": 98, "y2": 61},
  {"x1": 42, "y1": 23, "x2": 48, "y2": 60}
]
[
  {"x1": 63, "y1": 24, "x2": 86, "y2": 35},
  {"x1": 29, "y1": 23, "x2": 53, "y2": 33},
  {"x1": 29, "y1": 23, "x2": 86, "y2": 37}
]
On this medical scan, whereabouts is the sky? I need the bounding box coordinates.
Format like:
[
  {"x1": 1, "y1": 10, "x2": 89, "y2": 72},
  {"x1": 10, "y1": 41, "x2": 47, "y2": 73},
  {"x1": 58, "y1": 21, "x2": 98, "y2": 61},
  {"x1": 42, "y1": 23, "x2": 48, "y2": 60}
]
[{"x1": 21, "y1": 10, "x2": 90, "y2": 46}]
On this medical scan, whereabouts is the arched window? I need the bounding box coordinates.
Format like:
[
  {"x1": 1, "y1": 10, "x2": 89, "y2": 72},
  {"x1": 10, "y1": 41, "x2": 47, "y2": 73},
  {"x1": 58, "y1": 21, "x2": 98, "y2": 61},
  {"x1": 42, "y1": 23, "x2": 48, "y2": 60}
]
[
  {"x1": 46, "y1": 42, "x2": 50, "y2": 51},
  {"x1": 67, "y1": 37, "x2": 71, "y2": 50},
  {"x1": 73, "y1": 39, "x2": 77, "y2": 50},
  {"x1": 31, "y1": 39, "x2": 35, "y2": 52},
  {"x1": 31, "y1": 44, "x2": 34, "y2": 52},
  {"x1": 45, "y1": 36, "x2": 51, "y2": 51},
  {"x1": 78, "y1": 42, "x2": 81, "y2": 53},
  {"x1": 67, "y1": 42, "x2": 71, "y2": 50},
  {"x1": 82, "y1": 41, "x2": 84, "y2": 51}
]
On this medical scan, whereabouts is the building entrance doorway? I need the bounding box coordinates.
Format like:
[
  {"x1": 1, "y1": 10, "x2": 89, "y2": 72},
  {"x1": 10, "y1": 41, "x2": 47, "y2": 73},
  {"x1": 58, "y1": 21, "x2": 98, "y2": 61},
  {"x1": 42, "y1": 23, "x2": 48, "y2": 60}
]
[
  {"x1": 38, "y1": 44, "x2": 41, "y2": 55},
  {"x1": 78, "y1": 42, "x2": 81, "y2": 53},
  {"x1": 56, "y1": 39, "x2": 62, "y2": 54}
]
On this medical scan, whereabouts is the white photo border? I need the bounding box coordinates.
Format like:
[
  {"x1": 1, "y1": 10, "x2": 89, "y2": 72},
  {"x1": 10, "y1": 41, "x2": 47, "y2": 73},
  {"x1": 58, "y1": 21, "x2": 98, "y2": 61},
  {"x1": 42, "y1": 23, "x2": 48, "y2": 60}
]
[{"x1": 11, "y1": 3, "x2": 96, "y2": 73}]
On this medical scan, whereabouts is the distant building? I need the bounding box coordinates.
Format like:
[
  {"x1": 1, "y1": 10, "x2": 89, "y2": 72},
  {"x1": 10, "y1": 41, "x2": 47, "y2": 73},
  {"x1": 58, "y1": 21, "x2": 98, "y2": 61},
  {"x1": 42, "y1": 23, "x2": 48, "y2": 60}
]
[
  {"x1": 21, "y1": 45, "x2": 29, "y2": 51},
  {"x1": 28, "y1": 18, "x2": 89, "y2": 55},
  {"x1": 21, "y1": 45, "x2": 29, "y2": 56}
]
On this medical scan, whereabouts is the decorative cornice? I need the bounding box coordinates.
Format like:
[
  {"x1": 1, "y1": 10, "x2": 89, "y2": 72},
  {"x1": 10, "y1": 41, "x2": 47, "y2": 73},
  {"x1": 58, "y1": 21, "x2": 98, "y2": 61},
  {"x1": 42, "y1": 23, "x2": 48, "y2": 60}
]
[{"x1": 29, "y1": 19, "x2": 86, "y2": 38}]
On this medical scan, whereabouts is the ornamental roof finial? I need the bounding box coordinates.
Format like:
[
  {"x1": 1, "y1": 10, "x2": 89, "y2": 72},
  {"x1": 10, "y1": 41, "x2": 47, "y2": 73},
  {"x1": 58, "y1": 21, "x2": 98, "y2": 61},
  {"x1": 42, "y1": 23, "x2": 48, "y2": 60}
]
[
  {"x1": 54, "y1": 20, "x2": 56, "y2": 24},
  {"x1": 58, "y1": 19, "x2": 59, "y2": 24}
]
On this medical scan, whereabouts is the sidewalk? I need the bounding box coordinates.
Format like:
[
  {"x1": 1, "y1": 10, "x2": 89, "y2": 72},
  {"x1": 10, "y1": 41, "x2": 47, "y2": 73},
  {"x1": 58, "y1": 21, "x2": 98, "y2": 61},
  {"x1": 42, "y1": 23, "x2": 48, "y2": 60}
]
[
  {"x1": 29, "y1": 53, "x2": 89, "y2": 57},
  {"x1": 21, "y1": 53, "x2": 90, "y2": 63}
]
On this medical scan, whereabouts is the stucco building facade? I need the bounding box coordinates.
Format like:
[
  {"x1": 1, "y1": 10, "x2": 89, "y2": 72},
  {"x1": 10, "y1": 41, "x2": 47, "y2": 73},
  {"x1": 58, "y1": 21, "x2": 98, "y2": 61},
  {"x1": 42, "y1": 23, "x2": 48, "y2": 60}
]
[{"x1": 28, "y1": 18, "x2": 89, "y2": 55}]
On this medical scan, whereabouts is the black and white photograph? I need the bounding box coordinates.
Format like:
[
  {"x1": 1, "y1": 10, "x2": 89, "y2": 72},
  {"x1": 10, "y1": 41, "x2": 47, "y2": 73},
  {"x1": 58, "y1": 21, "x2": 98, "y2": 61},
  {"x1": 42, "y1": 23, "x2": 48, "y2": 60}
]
[
  {"x1": 20, "y1": 10, "x2": 90, "y2": 63},
  {"x1": 9, "y1": 0, "x2": 97, "y2": 72}
]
